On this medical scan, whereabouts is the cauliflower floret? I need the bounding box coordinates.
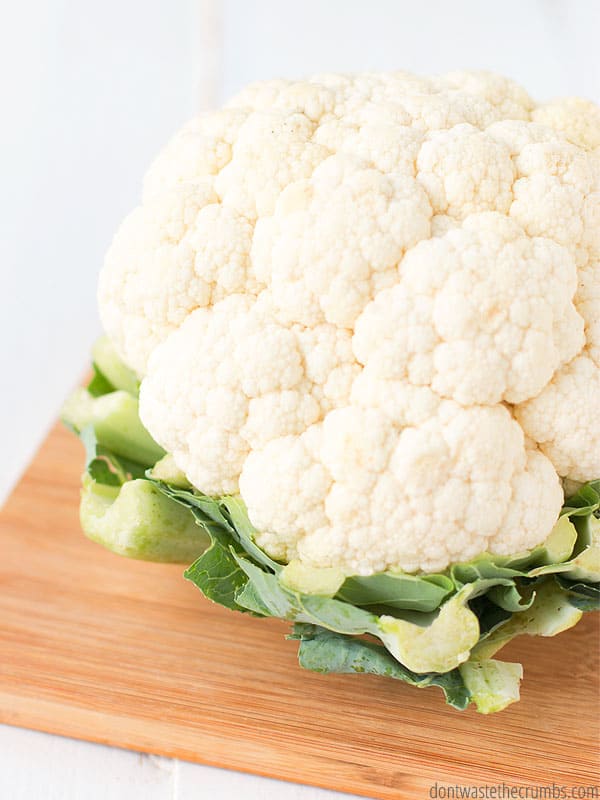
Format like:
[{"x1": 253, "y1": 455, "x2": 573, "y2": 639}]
[
  {"x1": 99, "y1": 182, "x2": 219, "y2": 374},
  {"x1": 437, "y1": 71, "x2": 533, "y2": 120},
  {"x1": 314, "y1": 119, "x2": 423, "y2": 175},
  {"x1": 485, "y1": 119, "x2": 564, "y2": 154},
  {"x1": 139, "y1": 294, "x2": 357, "y2": 494},
  {"x1": 239, "y1": 427, "x2": 332, "y2": 562},
  {"x1": 214, "y1": 111, "x2": 330, "y2": 219},
  {"x1": 251, "y1": 154, "x2": 432, "y2": 328},
  {"x1": 353, "y1": 213, "x2": 584, "y2": 405},
  {"x1": 397, "y1": 91, "x2": 501, "y2": 132},
  {"x1": 515, "y1": 356, "x2": 600, "y2": 482},
  {"x1": 416, "y1": 124, "x2": 516, "y2": 220},
  {"x1": 100, "y1": 70, "x2": 600, "y2": 573},
  {"x1": 99, "y1": 196, "x2": 267, "y2": 374},
  {"x1": 510, "y1": 173, "x2": 586, "y2": 260},
  {"x1": 241, "y1": 402, "x2": 562, "y2": 574},
  {"x1": 143, "y1": 109, "x2": 248, "y2": 198},
  {"x1": 532, "y1": 97, "x2": 600, "y2": 153}
]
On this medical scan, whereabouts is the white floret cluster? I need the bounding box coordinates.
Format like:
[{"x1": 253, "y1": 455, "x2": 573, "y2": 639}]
[{"x1": 99, "y1": 71, "x2": 600, "y2": 574}]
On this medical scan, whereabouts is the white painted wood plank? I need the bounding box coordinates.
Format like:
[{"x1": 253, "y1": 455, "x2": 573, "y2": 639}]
[
  {"x1": 0, "y1": 725, "x2": 175, "y2": 800},
  {"x1": 0, "y1": 724, "x2": 360, "y2": 800}
]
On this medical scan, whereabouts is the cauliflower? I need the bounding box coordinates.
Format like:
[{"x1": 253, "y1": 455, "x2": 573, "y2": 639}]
[
  {"x1": 96, "y1": 70, "x2": 599, "y2": 576},
  {"x1": 61, "y1": 69, "x2": 600, "y2": 714},
  {"x1": 99, "y1": 73, "x2": 600, "y2": 575}
]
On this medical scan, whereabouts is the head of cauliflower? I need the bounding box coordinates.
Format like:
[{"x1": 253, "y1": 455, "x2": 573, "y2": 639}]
[{"x1": 99, "y1": 70, "x2": 600, "y2": 576}]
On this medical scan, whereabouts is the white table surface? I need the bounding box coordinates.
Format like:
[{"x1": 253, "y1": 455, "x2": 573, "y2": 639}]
[{"x1": 1, "y1": 1, "x2": 598, "y2": 797}]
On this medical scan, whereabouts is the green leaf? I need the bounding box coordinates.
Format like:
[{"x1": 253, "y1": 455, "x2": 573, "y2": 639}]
[
  {"x1": 153, "y1": 482, "x2": 235, "y2": 534},
  {"x1": 234, "y1": 554, "x2": 377, "y2": 632},
  {"x1": 337, "y1": 572, "x2": 453, "y2": 612},
  {"x1": 184, "y1": 523, "x2": 249, "y2": 612},
  {"x1": 221, "y1": 496, "x2": 281, "y2": 572},
  {"x1": 561, "y1": 480, "x2": 600, "y2": 517},
  {"x1": 555, "y1": 575, "x2": 600, "y2": 611},
  {"x1": 459, "y1": 659, "x2": 522, "y2": 714},
  {"x1": 91, "y1": 336, "x2": 140, "y2": 397},
  {"x1": 80, "y1": 474, "x2": 209, "y2": 563},
  {"x1": 80, "y1": 425, "x2": 147, "y2": 484},
  {"x1": 62, "y1": 388, "x2": 164, "y2": 466},
  {"x1": 470, "y1": 580, "x2": 583, "y2": 660},
  {"x1": 451, "y1": 561, "x2": 522, "y2": 585},
  {"x1": 233, "y1": 552, "x2": 481, "y2": 674},
  {"x1": 377, "y1": 585, "x2": 480, "y2": 673},
  {"x1": 470, "y1": 596, "x2": 513, "y2": 639},
  {"x1": 86, "y1": 364, "x2": 116, "y2": 398},
  {"x1": 291, "y1": 624, "x2": 471, "y2": 710},
  {"x1": 529, "y1": 516, "x2": 599, "y2": 583},
  {"x1": 529, "y1": 514, "x2": 579, "y2": 564},
  {"x1": 486, "y1": 583, "x2": 534, "y2": 612}
]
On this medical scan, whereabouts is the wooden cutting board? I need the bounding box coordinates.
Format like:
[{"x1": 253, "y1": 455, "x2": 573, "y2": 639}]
[{"x1": 1, "y1": 423, "x2": 598, "y2": 799}]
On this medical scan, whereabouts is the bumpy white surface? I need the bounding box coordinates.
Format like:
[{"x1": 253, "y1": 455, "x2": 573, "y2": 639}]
[{"x1": 100, "y1": 70, "x2": 600, "y2": 574}]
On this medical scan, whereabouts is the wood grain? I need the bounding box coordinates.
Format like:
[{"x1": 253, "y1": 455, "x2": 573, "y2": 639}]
[{"x1": 1, "y1": 423, "x2": 598, "y2": 799}]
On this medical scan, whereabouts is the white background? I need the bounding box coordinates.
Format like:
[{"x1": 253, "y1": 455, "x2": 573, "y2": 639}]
[{"x1": 1, "y1": 1, "x2": 598, "y2": 797}]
